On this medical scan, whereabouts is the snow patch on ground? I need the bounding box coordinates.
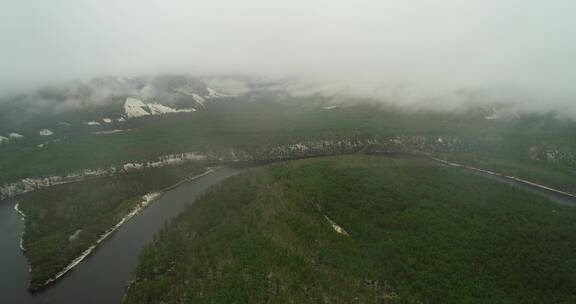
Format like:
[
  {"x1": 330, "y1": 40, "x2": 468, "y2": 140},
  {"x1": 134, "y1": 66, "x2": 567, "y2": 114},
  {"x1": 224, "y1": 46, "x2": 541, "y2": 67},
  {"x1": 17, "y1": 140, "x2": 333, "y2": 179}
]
[
  {"x1": 147, "y1": 103, "x2": 194, "y2": 115},
  {"x1": 323, "y1": 105, "x2": 339, "y2": 110},
  {"x1": 147, "y1": 103, "x2": 178, "y2": 115},
  {"x1": 83, "y1": 121, "x2": 101, "y2": 126},
  {"x1": 14, "y1": 203, "x2": 26, "y2": 218},
  {"x1": 0, "y1": 151, "x2": 211, "y2": 200},
  {"x1": 191, "y1": 94, "x2": 206, "y2": 106},
  {"x1": 122, "y1": 162, "x2": 145, "y2": 171},
  {"x1": 174, "y1": 88, "x2": 206, "y2": 106},
  {"x1": 14, "y1": 203, "x2": 27, "y2": 251},
  {"x1": 94, "y1": 129, "x2": 127, "y2": 135},
  {"x1": 39, "y1": 129, "x2": 54, "y2": 136},
  {"x1": 9, "y1": 132, "x2": 24, "y2": 139},
  {"x1": 0, "y1": 136, "x2": 8, "y2": 144},
  {"x1": 122, "y1": 152, "x2": 208, "y2": 171},
  {"x1": 124, "y1": 98, "x2": 151, "y2": 118},
  {"x1": 205, "y1": 87, "x2": 238, "y2": 99},
  {"x1": 102, "y1": 118, "x2": 112, "y2": 123},
  {"x1": 324, "y1": 215, "x2": 349, "y2": 235},
  {"x1": 68, "y1": 229, "x2": 82, "y2": 242},
  {"x1": 124, "y1": 97, "x2": 195, "y2": 118}
]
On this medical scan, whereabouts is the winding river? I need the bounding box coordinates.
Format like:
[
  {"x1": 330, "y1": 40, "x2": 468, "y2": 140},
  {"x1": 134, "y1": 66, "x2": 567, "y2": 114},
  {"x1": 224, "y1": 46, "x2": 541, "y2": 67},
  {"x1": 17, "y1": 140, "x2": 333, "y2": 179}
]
[
  {"x1": 0, "y1": 155, "x2": 575, "y2": 303},
  {"x1": 0, "y1": 167, "x2": 239, "y2": 304}
]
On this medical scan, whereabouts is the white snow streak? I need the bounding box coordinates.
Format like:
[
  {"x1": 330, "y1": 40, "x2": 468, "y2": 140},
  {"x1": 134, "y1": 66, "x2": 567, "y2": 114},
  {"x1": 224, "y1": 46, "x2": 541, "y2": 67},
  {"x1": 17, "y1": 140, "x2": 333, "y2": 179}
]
[{"x1": 39, "y1": 129, "x2": 54, "y2": 136}]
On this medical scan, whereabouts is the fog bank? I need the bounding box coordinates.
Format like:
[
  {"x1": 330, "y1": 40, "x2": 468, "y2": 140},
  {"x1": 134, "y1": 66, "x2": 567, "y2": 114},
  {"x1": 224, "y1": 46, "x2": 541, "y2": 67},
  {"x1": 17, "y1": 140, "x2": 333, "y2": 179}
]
[{"x1": 1, "y1": 0, "x2": 575, "y2": 113}]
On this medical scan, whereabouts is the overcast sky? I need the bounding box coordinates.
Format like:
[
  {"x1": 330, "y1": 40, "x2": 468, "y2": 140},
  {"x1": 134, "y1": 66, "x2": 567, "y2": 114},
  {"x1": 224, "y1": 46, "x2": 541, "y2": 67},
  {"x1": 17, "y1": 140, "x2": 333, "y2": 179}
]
[{"x1": 1, "y1": 0, "x2": 575, "y2": 109}]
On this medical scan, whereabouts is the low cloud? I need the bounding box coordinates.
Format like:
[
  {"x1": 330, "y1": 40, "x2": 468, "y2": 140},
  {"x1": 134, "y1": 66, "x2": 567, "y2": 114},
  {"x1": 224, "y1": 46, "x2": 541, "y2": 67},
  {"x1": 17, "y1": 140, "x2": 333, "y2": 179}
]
[{"x1": 1, "y1": 0, "x2": 575, "y2": 116}]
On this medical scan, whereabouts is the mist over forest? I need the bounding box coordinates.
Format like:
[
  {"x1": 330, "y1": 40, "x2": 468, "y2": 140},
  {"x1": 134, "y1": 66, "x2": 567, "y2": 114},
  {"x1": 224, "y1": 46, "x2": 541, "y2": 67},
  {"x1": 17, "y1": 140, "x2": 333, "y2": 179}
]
[{"x1": 1, "y1": 0, "x2": 575, "y2": 117}]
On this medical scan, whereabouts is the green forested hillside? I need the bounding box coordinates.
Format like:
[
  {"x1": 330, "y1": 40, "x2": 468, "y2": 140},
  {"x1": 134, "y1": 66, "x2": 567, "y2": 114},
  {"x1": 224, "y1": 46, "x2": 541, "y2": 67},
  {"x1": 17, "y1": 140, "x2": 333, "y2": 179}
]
[
  {"x1": 1, "y1": 99, "x2": 575, "y2": 184},
  {"x1": 19, "y1": 163, "x2": 206, "y2": 290},
  {"x1": 124, "y1": 156, "x2": 576, "y2": 303}
]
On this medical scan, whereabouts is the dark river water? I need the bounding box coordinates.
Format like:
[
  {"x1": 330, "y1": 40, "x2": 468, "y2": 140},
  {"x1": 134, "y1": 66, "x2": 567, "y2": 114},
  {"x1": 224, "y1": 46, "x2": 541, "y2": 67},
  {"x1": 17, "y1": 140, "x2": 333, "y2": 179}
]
[{"x1": 0, "y1": 167, "x2": 238, "y2": 304}]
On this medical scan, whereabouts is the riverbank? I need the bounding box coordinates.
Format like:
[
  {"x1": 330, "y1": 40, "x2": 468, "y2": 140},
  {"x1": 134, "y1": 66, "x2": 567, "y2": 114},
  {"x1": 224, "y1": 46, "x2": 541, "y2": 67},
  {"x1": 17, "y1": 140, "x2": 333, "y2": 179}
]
[
  {"x1": 37, "y1": 192, "x2": 161, "y2": 290},
  {"x1": 14, "y1": 204, "x2": 27, "y2": 254},
  {"x1": 430, "y1": 157, "x2": 576, "y2": 200},
  {"x1": 21, "y1": 167, "x2": 216, "y2": 291},
  {"x1": 1, "y1": 152, "x2": 211, "y2": 201}
]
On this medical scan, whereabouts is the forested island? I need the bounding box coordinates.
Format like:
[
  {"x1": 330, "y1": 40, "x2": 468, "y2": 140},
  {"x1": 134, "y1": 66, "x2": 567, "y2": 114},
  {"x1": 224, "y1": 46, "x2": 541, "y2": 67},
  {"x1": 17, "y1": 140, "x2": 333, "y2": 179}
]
[{"x1": 17, "y1": 163, "x2": 206, "y2": 290}]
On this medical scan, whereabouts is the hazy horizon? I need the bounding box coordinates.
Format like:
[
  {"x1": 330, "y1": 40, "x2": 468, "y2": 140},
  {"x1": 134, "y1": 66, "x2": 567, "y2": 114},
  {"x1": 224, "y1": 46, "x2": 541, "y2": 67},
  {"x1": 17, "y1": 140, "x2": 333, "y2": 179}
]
[{"x1": 2, "y1": 0, "x2": 575, "y2": 114}]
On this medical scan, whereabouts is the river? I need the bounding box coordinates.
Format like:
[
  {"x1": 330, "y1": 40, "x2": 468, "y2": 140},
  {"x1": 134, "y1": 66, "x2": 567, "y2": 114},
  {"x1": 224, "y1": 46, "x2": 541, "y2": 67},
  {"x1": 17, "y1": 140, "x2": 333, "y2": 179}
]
[{"x1": 0, "y1": 167, "x2": 239, "y2": 304}]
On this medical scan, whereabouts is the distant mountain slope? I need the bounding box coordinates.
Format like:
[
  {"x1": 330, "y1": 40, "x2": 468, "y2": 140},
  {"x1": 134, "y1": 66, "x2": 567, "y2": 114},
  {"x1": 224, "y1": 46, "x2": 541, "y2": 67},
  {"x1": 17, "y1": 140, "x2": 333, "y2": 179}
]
[
  {"x1": 0, "y1": 75, "x2": 249, "y2": 132},
  {"x1": 124, "y1": 155, "x2": 576, "y2": 303},
  {"x1": 1, "y1": 75, "x2": 575, "y2": 198}
]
